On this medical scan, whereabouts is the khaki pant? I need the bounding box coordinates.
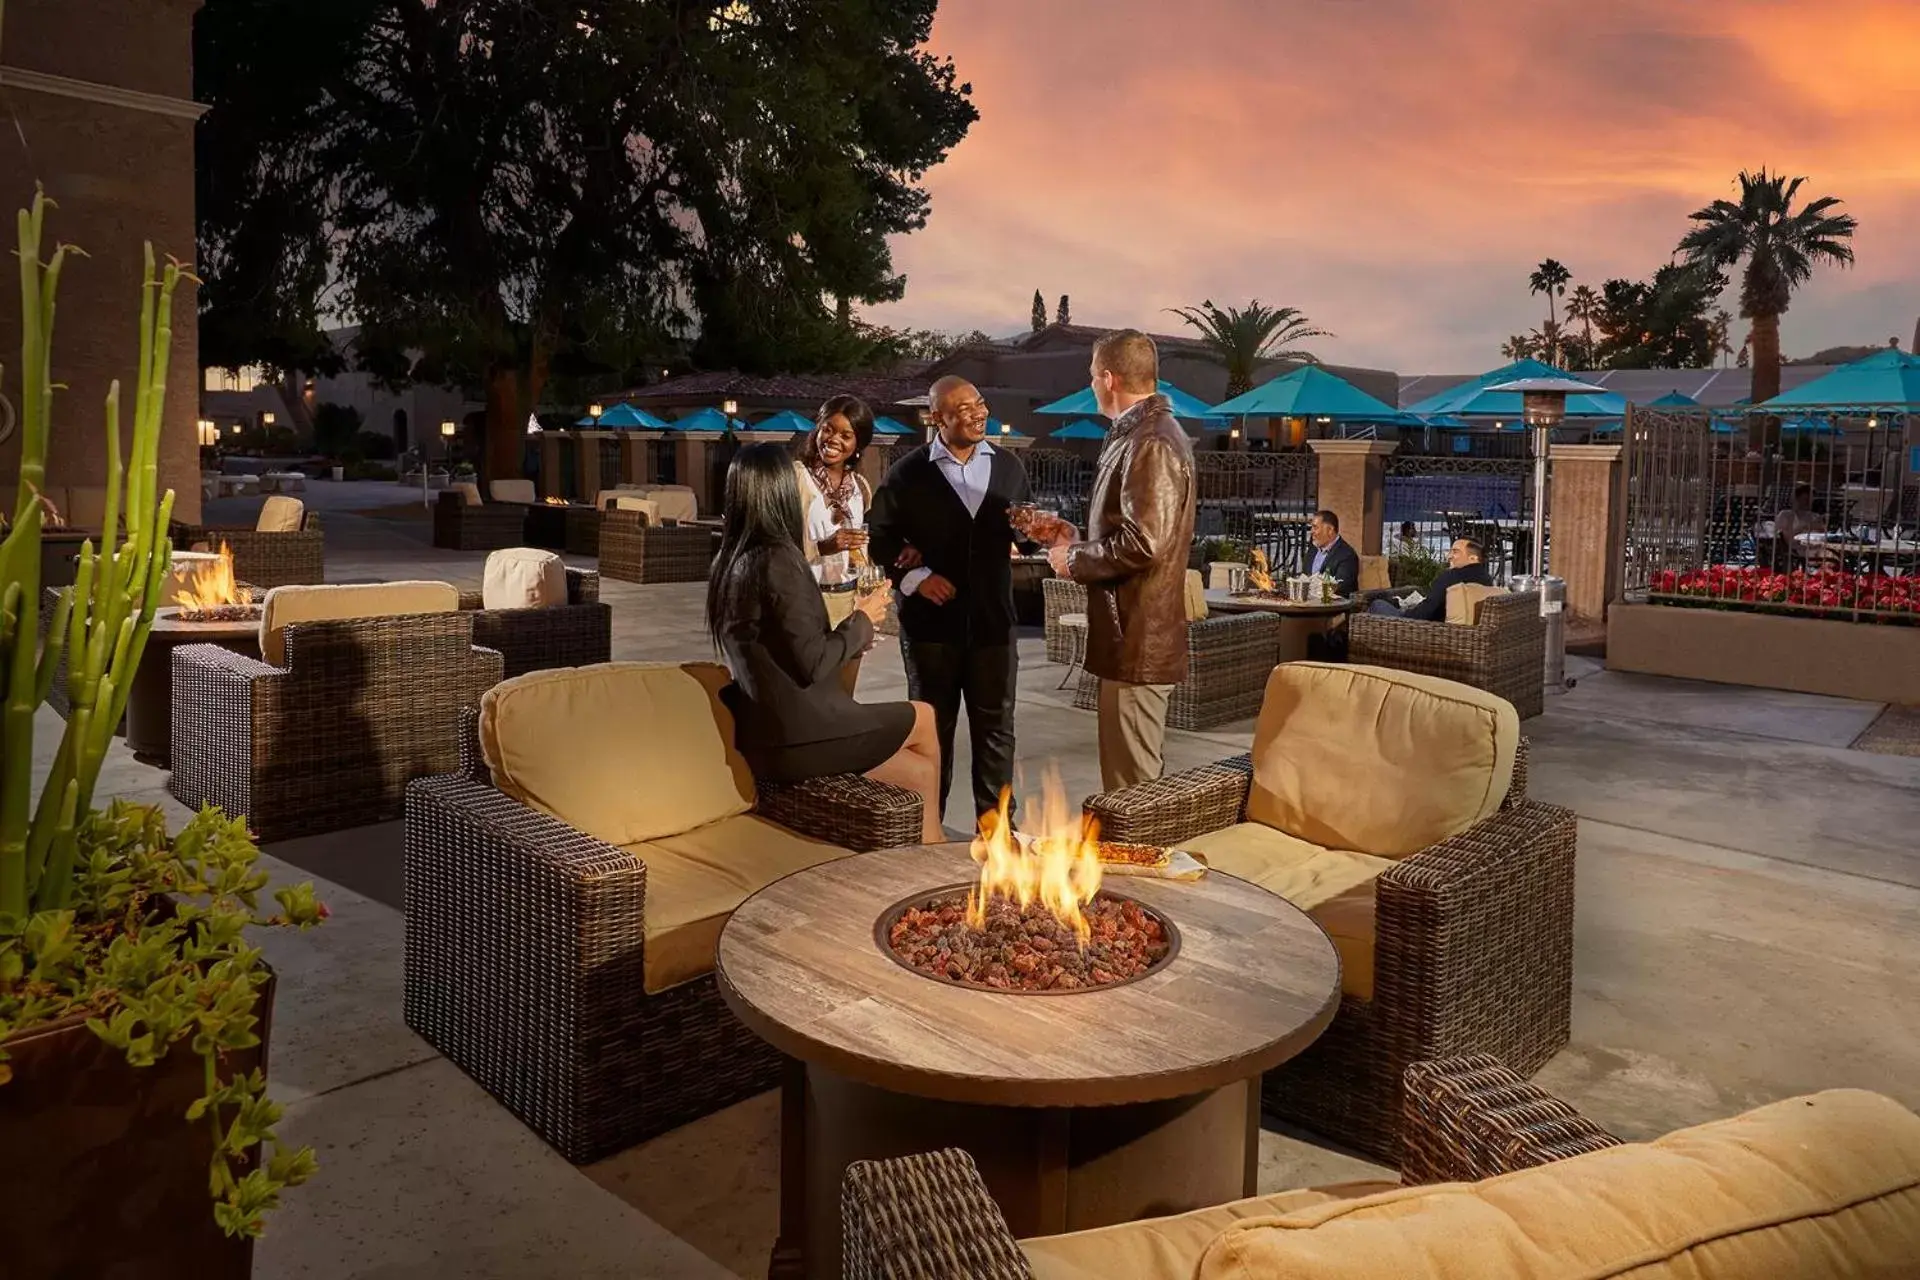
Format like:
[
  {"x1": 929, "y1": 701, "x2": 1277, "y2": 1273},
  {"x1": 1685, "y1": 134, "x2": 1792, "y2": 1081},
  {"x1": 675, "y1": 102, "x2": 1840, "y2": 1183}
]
[
  {"x1": 821, "y1": 589, "x2": 863, "y2": 695},
  {"x1": 1097, "y1": 679, "x2": 1174, "y2": 792}
]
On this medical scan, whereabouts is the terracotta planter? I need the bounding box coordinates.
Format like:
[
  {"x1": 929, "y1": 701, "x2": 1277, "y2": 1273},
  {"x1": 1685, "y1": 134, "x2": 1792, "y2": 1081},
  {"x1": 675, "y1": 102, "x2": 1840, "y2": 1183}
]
[{"x1": 0, "y1": 971, "x2": 275, "y2": 1279}]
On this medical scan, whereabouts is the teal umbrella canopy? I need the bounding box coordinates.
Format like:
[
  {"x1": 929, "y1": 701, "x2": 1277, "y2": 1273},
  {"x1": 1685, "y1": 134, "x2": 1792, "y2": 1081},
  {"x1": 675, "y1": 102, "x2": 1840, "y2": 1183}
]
[
  {"x1": 988, "y1": 419, "x2": 1024, "y2": 438},
  {"x1": 1405, "y1": 358, "x2": 1627, "y2": 418},
  {"x1": 593, "y1": 402, "x2": 671, "y2": 430},
  {"x1": 1049, "y1": 418, "x2": 1108, "y2": 440},
  {"x1": 1034, "y1": 380, "x2": 1227, "y2": 420},
  {"x1": 1760, "y1": 349, "x2": 1920, "y2": 410},
  {"x1": 1420, "y1": 413, "x2": 1473, "y2": 430},
  {"x1": 675, "y1": 406, "x2": 747, "y2": 432},
  {"x1": 1781, "y1": 414, "x2": 1840, "y2": 434},
  {"x1": 1646, "y1": 391, "x2": 1701, "y2": 407},
  {"x1": 1209, "y1": 365, "x2": 1416, "y2": 423},
  {"x1": 871, "y1": 415, "x2": 919, "y2": 436},
  {"x1": 753, "y1": 409, "x2": 816, "y2": 434}
]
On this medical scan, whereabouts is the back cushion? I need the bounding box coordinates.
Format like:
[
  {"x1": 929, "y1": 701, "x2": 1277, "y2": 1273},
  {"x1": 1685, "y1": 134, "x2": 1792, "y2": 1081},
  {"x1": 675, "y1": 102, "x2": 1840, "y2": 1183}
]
[
  {"x1": 1197, "y1": 1089, "x2": 1920, "y2": 1280},
  {"x1": 257, "y1": 495, "x2": 305, "y2": 532},
  {"x1": 1247, "y1": 662, "x2": 1518, "y2": 858},
  {"x1": 479, "y1": 662, "x2": 754, "y2": 844},
  {"x1": 482, "y1": 547, "x2": 566, "y2": 610},
  {"x1": 611, "y1": 495, "x2": 661, "y2": 523},
  {"x1": 259, "y1": 580, "x2": 461, "y2": 666},
  {"x1": 1183, "y1": 570, "x2": 1209, "y2": 623},
  {"x1": 452, "y1": 482, "x2": 484, "y2": 506},
  {"x1": 1447, "y1": 582, "x2": 1505, "y2": 625},
  {"x1": 63, "y1": 486, "x2": 112, "y2": 529},
  {"x1": 489, "y1": 478, "x2": 537, "y2": 504},
  {"x1": 1359, "y1": 555, "x2": 1391, "y2": 592},
  {"x1": 632, "y1": 485, "x2": 698, "y2": 522}
]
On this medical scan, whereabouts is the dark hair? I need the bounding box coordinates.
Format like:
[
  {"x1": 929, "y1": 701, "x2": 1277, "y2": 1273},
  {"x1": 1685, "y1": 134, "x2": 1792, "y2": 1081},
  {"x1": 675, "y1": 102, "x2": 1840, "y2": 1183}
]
[
  {"x1": 706, "y1": 442, "x2": 806, "y2": 647},
  {"x1": 1313, "y1": 509, "x2": 1340, "y2": 533},
  {"x1": 1792, "y1": 482, "x2": 1813, "y2": 500},
  {"x1": 800, "y1": 395, "x2": 874, "y2": 467},
  {"x1": 1455, "y1": 537, "x2": 1485, "y2": 562},
  {"x1": 1399, "y1": 520, "x2": 1417, "y2": 539}
]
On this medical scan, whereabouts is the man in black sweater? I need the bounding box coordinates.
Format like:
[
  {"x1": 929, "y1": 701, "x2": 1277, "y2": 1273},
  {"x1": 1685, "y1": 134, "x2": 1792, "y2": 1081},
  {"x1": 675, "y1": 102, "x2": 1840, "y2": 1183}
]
[
  {"x1": 1370, "y1": 536, "x2": 1494, "y2": 621},
  {"x1": 868, "y1": 377, "x2": 1034, "y2": 824}
]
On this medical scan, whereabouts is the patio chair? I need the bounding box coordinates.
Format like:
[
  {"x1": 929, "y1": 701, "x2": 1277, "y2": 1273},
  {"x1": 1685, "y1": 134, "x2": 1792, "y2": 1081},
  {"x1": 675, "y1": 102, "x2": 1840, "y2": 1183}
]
[
  {"x1": 170, "y1": 495, "x2": 325, "y2": 588},
  {"x1": 1082, "y1": 662, "x2": 1577, "y2": 1165},
  {"x1": 596, "y1": 503, "x2": 718, "y2": 584},
  {"x1": 402, "y1": 662, "x2": 924, "y2": 1162},
  {"x1": 457, "y1": 551, "x2": 612, "y2": 679},
  {"x1": 843, "y1": 1056, "x2": 1920, "y2": 1279},
  {"x1": 168, "y1": 582, "x2": 503, "y2": 843},
  {"x1": 433, "y1": 487, "x2": 527, "y2": 551},
  {"x1": 1348, "y1": 586, "x2": 1544, "y2": 719}
]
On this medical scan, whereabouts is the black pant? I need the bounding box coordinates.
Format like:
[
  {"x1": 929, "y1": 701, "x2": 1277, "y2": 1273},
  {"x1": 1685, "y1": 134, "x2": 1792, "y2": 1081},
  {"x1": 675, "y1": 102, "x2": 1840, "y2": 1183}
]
[{"x1": 902, "y1": 639, "x2": 1017, "y2": 824}]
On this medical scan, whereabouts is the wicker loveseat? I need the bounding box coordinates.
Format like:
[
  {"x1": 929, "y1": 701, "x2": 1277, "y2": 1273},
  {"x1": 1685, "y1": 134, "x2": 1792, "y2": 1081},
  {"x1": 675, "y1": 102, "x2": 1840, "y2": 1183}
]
[
  {"x1": 433, "y1": 488, "x2": 527, "y2": 551},
  {"x1": 402, "y1": 662, "x2": 923, "y2": 1163},
  {"x1": 596, "y1": 505, "x2": 718, "y2": 584},
  {"x1": 171, "y1": 494, "x2": 324, "y2": 588},
  {"x1": 842, "y1": 1055, "x2": 1920, "y2": 1279},
  {"x1": 168, "y1": 581, "x2": 503, "y2": 843},
  {"x1": 1083, "y1": 662, "x2": 1577, "y2": 1165},
  {"x1": 457, "y1": 557, "x2": 611, "y2": 679},
  {"x1": 1349, "y1": 587, "x2": 1546, "y2": 718}
]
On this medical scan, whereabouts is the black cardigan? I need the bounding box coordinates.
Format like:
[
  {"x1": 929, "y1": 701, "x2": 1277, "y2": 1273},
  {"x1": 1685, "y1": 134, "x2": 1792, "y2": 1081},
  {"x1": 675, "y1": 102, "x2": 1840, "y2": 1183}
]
[{"x1": 868, "y1": 443, "x2": 1033, "y2": 646}]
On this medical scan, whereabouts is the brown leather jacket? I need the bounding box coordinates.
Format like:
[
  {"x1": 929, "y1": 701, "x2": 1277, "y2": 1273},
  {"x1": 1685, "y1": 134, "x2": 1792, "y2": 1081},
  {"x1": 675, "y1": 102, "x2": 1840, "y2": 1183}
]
[{"x1": 1066, "y1": 394, "x2": 1197, "y2": 686}]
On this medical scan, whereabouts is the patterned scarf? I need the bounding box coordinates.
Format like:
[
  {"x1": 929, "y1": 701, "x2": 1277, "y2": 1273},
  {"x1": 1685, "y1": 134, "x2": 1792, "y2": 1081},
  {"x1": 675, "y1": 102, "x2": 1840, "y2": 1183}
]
[{"x1": 808, "y1": 463, "x2": 857, "y2": 527}]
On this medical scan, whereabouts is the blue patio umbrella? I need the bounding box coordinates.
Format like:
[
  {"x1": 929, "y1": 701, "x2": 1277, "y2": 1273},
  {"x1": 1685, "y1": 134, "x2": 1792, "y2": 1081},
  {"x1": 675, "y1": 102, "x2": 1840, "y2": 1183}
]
[
  {"x1": 593, "y1": 402, "x2": 671, "y2": 430},
  {"x1": 1209, "y1": 365, "x2": 1418, "y2": 425},
  {"x1": 1646, "y1": 390, "x2": 1701, "y2": 408},
  {"x1": 1404, "y1": 358, "x2": 1627, "y2": 419},
  {"x1": 1761, "y1": 348, "x2": 1920, "y2": 410},
  {"x1": 1049, "y1": 418, "x2": 1108, "y2": 441},
  {"x1": 753, "y1": 409, "x2": 816, "y2": 434},
  {"x1": 988, "y1": 419, "x2": 1024, "y2": 438},
  {"x1": 1034, "y1": 380, "x2": 1227, "y2": 420},
  {"x1": 1419, "y1": 413, "x2": 1473, "y2": 429},
  {"x1": 675, "y1": 406, "x2": 748, "y2": 433},
  {"x1": 871, "y1": 415, "x2": 919, "y2": 437},
  {"x1": 1780, "y1": 414, "x2": 1840, "y2": 434}
]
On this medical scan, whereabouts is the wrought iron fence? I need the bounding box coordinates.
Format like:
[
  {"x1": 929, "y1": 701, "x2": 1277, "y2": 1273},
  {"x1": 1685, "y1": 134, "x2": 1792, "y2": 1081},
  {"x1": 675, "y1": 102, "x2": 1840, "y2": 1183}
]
[
  {"x1": 598, "y1": 436, "x2": 623, "y2": 490},
  {"x1": 1385, "y1": 454, "x2": 1535, "y2": 580},
  {"x1": 1622, "y1": 408, "x2": 1919, "y2": 624},
  {"x1": 1023, "y1": 447, "x2": 1096, "y2": 528},
  {"x1": 1194, "y1": 452, "x2": 1319, "y2": 571}
]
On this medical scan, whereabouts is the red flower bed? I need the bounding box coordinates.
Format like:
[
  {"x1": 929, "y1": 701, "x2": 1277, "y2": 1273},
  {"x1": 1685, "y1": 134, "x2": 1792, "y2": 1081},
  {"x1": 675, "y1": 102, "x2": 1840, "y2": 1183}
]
[{"x1": 1650, "y1": 565, "x2": 1917, "y2": 623}]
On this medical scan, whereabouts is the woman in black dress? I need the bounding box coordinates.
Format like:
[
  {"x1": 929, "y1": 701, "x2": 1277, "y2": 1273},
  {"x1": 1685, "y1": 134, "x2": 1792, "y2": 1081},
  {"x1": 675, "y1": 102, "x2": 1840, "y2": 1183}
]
[{"x1": 707, "y1": 443, "x2": 945, "y2": 842}]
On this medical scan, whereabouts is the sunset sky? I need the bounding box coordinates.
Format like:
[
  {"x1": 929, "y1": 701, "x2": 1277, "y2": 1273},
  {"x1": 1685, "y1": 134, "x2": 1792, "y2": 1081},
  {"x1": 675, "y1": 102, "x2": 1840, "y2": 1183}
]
[{"x1": 870, "y1": 0, "x2": 1920, "y2": 375}]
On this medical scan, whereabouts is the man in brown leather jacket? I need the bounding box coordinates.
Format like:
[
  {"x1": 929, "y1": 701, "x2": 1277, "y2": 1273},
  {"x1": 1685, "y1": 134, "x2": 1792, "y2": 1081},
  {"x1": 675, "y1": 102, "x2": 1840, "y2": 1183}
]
[{"x1": 1041, "y1": 330, "x2": 1197, "y2": 789}]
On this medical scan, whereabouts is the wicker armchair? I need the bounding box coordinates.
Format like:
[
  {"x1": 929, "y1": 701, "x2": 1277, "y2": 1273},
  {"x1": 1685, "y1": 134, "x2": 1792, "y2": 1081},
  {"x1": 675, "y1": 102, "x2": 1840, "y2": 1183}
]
[
  {"x1": 457, "y1": 568, "x2": 611, "y2": 679},
  {"x1": 1085, "y1": 728, "x2": 1576, "y2": 1165},
  {"x1": 433, "y1": 491, "x2": 527, "y2": 551},
  {"x1": 168, "y1": 612, "x2": 503, "y2": 843},
  {"x1": 169, "y1": 513, "x2": 324, "y2": 588},
  {"x1": 403, "y1": 712, "x2": 924, "y2": 1163},
  {"x1": 840, "y1": 1056, "x2": 1621, "y2": 1280},
  {"x1": 1349, "y1": 588, "x2": 1546, "y2": 719},
  {"x1": 596, "y1": 508, "x2": 717, "y2": 584}
]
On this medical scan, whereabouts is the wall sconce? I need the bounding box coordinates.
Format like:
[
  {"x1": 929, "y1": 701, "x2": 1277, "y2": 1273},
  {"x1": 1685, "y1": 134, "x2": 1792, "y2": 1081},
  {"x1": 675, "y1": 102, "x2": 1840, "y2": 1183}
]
[
  {"x1": 230, "y1": 424, "x2": 242, "y2": 436},
  {"x1": 1868, "y1": 416, "x2": 1880, "y2": 429},
  {"x1": 440, "y1": 420, "x2": 457, "y2": 438},
  {"x1": 261, "y1": 412, "x2": 275, "y2": 426},
  {"x1": 588, "y1": 403, "x2": 604, "y2": 419},
  {"x1": 1229, "y1": 426, "x2": 1241, "y2": 440},
  {"x1": 999, "y1": 421, "x2": 1010, "y2": 434},
  {"x1": 721, "y1": 399, "x2": 739, "y2": 417}
]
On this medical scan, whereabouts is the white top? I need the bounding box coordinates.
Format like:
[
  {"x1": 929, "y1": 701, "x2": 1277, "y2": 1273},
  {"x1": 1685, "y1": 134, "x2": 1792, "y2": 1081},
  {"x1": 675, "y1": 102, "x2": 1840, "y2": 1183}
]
[{"x1": 800, "y1": 466, "x2": 867, "y2": 585}]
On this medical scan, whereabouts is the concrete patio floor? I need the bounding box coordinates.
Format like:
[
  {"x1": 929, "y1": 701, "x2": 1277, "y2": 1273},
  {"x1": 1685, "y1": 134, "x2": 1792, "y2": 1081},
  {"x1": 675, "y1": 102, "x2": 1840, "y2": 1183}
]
[{"x1": 54, "y1": 482, "x2": 1920, "y2": 1277}]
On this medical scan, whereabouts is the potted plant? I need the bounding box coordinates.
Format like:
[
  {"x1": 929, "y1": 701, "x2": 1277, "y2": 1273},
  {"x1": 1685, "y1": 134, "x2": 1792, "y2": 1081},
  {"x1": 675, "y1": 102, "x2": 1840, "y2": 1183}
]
[
  {"x1": 0, "y1": 189, "x2": 324, "y2": 1276},
  {"x1": 1201, "y1": 537, "x2": 1252, "y2": 590}
]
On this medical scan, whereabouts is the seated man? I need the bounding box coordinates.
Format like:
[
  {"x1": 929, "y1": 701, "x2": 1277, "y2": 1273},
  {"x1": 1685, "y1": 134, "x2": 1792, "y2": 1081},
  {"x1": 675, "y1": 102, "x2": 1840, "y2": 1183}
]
[
  {"x1": 1305, "y1": 508, "x2": 1360, "y2": 597},
  {"x1": 1369, "y1": 536, "x2": 1492, "y2": 621}
]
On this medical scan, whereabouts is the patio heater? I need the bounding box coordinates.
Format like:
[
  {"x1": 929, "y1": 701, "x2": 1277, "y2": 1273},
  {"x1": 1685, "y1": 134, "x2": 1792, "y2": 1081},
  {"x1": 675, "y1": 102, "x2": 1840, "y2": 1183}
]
[{"x1": 1485, "y1": 375, "x2": 1607, "y2": 695}]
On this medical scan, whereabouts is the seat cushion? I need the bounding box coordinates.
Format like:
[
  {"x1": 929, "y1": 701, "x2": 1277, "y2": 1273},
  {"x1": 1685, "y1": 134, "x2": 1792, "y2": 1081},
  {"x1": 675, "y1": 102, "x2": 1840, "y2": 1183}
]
[
  {"x1": 256, "y1": 494, "x2": 305, "y2": 532},
  {"x1": 1196, "y1": 1089, "x2": 1920, "y2": 1280},
  {"x1": 610, "y1": 495, "x2": 661, "y2": 523},
  {"x1": 1246, "y1": 662, "x2": 1519, "y2": 859},
  {"x1": 1183, "y1": 569, "x2": 1209, "y2": 622},
  {"x1": 479, "y1": 662, "x2": 754, "y2": 846},
  {"x1": 453, "y1": 481, "x2": 483, "y2": 506},
  {"x1": 631, "y1": 814, "x2": 851, "y2": 992},
  {"x1": 1178, "y1": 823, "x2": 1389, "y2": 999},
  {"x1": 627, "y1": 484, "x2": 698, "y2": 522},
  {"x1": 1359, "y1": 555, "x2": 1391, "y2": 592},
  {"x1": 62, "y1": 486, "x2": 112, "y2": 529},
  {"x1": 489, "y1": 478, "x2": 537, "y2": 504},
  {"x1": 1022, "y1": 1182, "x2": 1398, "y2": 1280},
  {"x1": 481, "y1": 547, "x2": 566, "y2": 610},
  {"x1": 258, "y1": 580, "x2": 460, "y2": 666},
  {"x1": 1446, "y1": 582, "x2": 1505, "y2": 625}
]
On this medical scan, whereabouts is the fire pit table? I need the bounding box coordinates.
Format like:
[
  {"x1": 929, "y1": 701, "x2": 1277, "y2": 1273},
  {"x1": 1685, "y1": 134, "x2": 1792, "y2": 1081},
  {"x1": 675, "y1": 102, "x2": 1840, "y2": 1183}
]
[
  {"x1": 715, "y1": 842, "x2": 1340, "y2": 1280},
  {"x1": 126, "y1": 606, "x2": 261, "y2": 769}
]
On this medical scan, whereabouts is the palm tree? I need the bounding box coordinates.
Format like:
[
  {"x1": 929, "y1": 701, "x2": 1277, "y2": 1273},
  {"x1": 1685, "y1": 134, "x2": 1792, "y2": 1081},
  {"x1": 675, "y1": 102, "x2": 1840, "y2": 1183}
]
[
  {"x1": 1528, "y1": 320, "x2": 1565, "y2": 366},
  {"x1": 1676, "y1": 169, "x2": 1857, "y2": 403},
  {"x1": 1527, "y1": 259, "x2": 1572, "y2": 362},
  {"x1": 1500, "y1": 333, "x2": 1536, "y2": 360},
  {"x1": 1167, "y1": 300, "x2": 1331, "y2": 398},
  {"x1": 1707, "y1": 308, "x2": 1736, "y2": 368},
  {"x1": 1565, "y1": 284, "x2": 1600, "y2": 364}
]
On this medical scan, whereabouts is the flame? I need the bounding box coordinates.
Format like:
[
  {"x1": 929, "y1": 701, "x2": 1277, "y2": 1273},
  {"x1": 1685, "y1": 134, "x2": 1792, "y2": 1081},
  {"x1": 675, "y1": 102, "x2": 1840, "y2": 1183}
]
[
  {"x1": 1247, "y1": 547, "x2": 1275, "y2": 593},
  {"x1": 967, "y1": 766, "x2": 1103, "y2": 946},
  {"x1": 544, "y1": 496, "x2": 569, "y2": 505},
  {"x1": 174, "y1": 543, "x2": 253, "y2": 612}
]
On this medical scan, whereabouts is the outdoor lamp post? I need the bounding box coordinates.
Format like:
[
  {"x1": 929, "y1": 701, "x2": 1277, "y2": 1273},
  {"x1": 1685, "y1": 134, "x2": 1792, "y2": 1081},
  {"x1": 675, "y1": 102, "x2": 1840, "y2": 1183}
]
[
  {"x1": 588, "y1": 402, "x2": 604, "y2": 420},
  {"x1": 196, "y1": 418, "x2": 217, "y2": 448},
  {"x1": 721, "y1": 398, "x2": 739, "y2": 419}
]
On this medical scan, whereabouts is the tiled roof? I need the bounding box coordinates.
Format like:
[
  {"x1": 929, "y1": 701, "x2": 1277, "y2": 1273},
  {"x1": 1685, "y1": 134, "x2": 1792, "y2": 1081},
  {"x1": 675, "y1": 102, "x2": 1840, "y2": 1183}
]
[
  {"x1": 1019, "y1": 322, "x2": 1216, "y2": 354},
  {"x1": 609, "y1": 371, "x2": 928, "y2": 407}
]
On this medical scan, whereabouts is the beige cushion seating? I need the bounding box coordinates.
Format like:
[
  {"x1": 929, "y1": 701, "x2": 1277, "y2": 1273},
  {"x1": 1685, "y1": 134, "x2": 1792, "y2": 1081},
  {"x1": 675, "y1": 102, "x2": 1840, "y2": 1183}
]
[
  {"x1": 256, "y1": 495, "x2": 306, "y2": 532},
  {"x1": 620, "y1": 484, "x2": 698, "y2": 523},
  {"x1": 1182, "y1": 569, "x2": 1208, "y2": 623},
  {"x1": 481, "y1": 547, "x2": 566, "y2": 610},
  {"x1": 258, "y1": 580, "x2": 460, "y2": 666},
  {"x1": 1446, "y1": 581, "x2": 1505, "y2": 625},
  {"x1": 62, "y1": 486, "x2": 113, "y2": 530},
  {"x1": 452, "y1": 481, "x2": 484, "y2": 506},
  {"x1": 610, "y1": 495, "x2": 662, "y2": 523},
  {"x1": 628, "y1": 815, "x2": 849, "y2": 992},
  {"x1": 1359, "y1": 554, "x2": 1391, "y2": 592},
  {"x1": 1247, "y1": 663, "x2": 1518, "y2": 859},
  {"x1": 479, "y1": 662, "x2": 754, "y2": 847},
  {"x1": 489, "y1": 478, "x2": 537, "y2": 504}
]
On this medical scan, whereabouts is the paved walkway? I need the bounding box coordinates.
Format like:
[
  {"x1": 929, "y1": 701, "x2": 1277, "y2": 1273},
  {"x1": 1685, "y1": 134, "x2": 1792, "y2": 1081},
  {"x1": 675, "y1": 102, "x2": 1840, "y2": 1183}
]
[{"x1": 46, "y1": 496, "x2": 1920, "y2": 1277}]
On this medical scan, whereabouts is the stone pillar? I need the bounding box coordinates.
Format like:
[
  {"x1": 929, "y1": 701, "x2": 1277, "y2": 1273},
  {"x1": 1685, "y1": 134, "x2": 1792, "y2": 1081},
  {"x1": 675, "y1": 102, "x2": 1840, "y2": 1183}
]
[
  {"x1": 0, "y1": 0, "x2": 207, "y2": 522},
  {"x1": 675, "y1": 431, "x2": 723, "y2": 516},
  {"x1": 857, "y1": 446, "x2": 890, "y2": 493},
  {"x1": 577, "y1": 431, "x2": 605, "y2": 504},
  {"x1": 539, "y1": 434, "x2": 564, "y2": 499},
  {"x1": 1307, "y1": 440, "x2": 1397, "y2": 555},
  {"x1": 1547, "y1": 443, "x2": 1624, "y2": 633}
]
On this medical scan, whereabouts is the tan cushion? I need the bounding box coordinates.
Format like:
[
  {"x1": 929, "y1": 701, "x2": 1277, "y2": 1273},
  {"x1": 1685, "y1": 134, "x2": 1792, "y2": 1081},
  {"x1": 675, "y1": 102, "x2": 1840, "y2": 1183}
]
[
  {"x1": 1359, "y1": 555, "x2": 1391, "y2": 592},
  {"x1": 63, "y1": 486, "x2": 112, "y2": 529},
  {"x1": 481, "y1": 547, "x2": 566, "y2": 611},
  {"x1": 1196, "y1": 1089, "x2": 1920, "y2": 1280},
  {"x1": 1183, "y1": 569, "x2": 1208, "y2": 623},
  {"x1": 1246, "y1": 663, "x2": 1518, "y2": 859},
  {"x1": 479, "y1": 662, "x2": 754, "y2": 846},
  {"x1": 489, "y1": 478, "x2": 537, "y2": 504},
  {"x1": 632, "y1": 815, "x2": 851, "y2": 992},
  {"x1": 452, "y1": 481, "x2": 483, "y2": 506},
  {"x1": 611, "y1": 495, "x2": 661, "y2": 523},
  {"x1": 1177, "y1": 823, "x2": 1389, "y2": 1000},
  {"x1": 256, "y1": 495, "x2": 305, "y2": 533},
  {"x1": 259, "y1": 580, "x2": 460, "y2": 666},
  {"x1": 626, "y1": 484, "x2": 698, "y2": 522},
  {"x1": 1023, "y1": 1182, "x2": 1397, "y2": 1280},
  {"x1": 1446, "y1": 582, "x2": 1505, "y2": 625}
]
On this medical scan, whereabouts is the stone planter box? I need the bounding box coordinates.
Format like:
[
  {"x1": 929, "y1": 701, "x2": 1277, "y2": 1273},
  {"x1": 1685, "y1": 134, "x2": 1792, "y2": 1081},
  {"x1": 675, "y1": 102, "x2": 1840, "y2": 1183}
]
[
  {"x1": 0, "y1": 972, "x2": 275, "y2": 1278},
  {"x1": 1607, "y1": 602, "x2": 1920, "y2": 704}
]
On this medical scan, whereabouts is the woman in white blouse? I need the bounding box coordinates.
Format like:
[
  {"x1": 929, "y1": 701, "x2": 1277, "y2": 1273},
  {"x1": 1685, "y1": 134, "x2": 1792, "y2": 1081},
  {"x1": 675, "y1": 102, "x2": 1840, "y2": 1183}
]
[{"x1": 794, "y1": 395, "x2": 877, "y2": 693}]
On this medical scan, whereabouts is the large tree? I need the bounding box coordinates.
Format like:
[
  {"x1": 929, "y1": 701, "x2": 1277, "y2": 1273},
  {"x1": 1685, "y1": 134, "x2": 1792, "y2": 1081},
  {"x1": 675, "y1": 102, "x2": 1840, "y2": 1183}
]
[
  {"x1": 1167, "y1": 300, "x2": 1330, "y2": 399},
  {"x1": 1591, "y1": 265, "x2": 1726, "y2": 370},
  {"x1": 197, "y1": 0, "x2": 976, "y2": 480},
  {"x1": 1676, "y1": 169, "x2": 1857, "y2": 404}
]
